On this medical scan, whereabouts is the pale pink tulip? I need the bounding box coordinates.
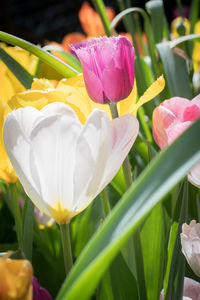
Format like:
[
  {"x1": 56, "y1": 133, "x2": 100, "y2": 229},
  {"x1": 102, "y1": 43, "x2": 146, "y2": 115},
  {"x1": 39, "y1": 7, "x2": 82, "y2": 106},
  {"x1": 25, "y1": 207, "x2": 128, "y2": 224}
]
[
  {"x1": 152, "y1": 95, "x2": 200, "y2": 187},
  {"x1": 181, "y1": 220, "x2": 200, "y2": 277},
  {"x1": 160, "y1": 277, "x2": 200, "y2": 300},
  {"x1": 3, "y1": 103, "x2": 138, "y2": 224},
  {"x1": 71, "y1": 36, "x2": 135, "y2": 104}
]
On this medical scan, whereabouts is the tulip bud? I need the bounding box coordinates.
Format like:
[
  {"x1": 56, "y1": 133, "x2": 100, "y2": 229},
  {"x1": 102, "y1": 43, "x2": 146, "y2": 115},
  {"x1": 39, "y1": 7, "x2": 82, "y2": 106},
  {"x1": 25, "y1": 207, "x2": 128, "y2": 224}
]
[{"x1": 71, "y1": 36, "x2": 135, "y2": 104}]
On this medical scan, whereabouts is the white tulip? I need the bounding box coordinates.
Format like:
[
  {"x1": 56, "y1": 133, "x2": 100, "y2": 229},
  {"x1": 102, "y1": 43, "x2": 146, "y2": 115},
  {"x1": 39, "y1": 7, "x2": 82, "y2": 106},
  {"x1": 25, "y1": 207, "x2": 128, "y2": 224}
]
[{"x1": 3, "y1": 102, "x2": 138, "y2": 224}]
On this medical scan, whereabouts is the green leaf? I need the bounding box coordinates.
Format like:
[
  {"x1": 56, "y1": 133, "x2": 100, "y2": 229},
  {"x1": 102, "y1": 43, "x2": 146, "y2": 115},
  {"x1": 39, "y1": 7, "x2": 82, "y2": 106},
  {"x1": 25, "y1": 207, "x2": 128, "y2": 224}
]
[
  {"x1": 189, "y1": 0, "x2": 200, "y2": 34},
  {"x1": 56, "y1": 119, "x2": 200, "y2": 300},
  {"x1": 0, "y1": 31, "x2": 79, "y2": 78},
  {"x1": 91, "y1": 0, "x2": 111, "y2": 36},
  {"x1": 42, "y1": 45, "x2": 82, "y2": 73},
  {"x1": 0, "y1": 46, "x2": 33, "y2": 88},
  {"x1": 157, "y1": 41, "x2": 192, "y2": 98},
  {"x1": 141, "y1": 203, "x2": 169, "y2": 300},
  {"x1": 145, "y1": 0, "x2": 169, "y2": 43},
  {"x1": 170, "y1": 34, "x2": 200, "y2": 48},
  {"x1": 164, "y1": 181, "x2": 188, "y2": 300}
]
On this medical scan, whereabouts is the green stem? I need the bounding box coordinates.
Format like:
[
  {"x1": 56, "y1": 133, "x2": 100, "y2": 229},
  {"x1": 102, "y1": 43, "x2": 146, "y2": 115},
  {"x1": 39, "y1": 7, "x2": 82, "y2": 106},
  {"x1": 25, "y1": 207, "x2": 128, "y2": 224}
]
[
  {"x1": 10, "y1": 183, "x2": 23, "y2": 248},
  {"x1": 100, "y1": 188, "x2": 111, "y2": 217},
  {"x1": 110, "y1": 102, "x2": 147, "y2": 300},
  {"x1": 60, "y1": 223, "x2": 73, "y2": 275},
  {"x1": 137, "y1": 107, "x2": 153, "y2": 143}
]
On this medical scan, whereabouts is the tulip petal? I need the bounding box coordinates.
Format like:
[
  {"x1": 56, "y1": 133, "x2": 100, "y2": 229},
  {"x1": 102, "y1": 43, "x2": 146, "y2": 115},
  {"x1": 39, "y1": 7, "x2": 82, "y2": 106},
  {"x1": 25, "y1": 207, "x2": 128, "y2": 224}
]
[
  {"x1": 152, "y1": 105, "x2": 176, "y2": 149},
  {"x1": 100, "y1": 114, "x2": 139, "y2": 189},
  {"x1": 188, "y1": 162, "x2": 200, "y2": 188},
  {"x1": 73, "y1": 109, "x2": 113, "y2": 211},
  {"x1": 3, "y1": 111, "x2": 50, "y2": 216},
  {"x1": 29, "y1": 112, "x2": 82, "y2": 222},
  {"x1": 81, "y1": 64, "x2": 105, "y2": 103},
  {"x1": 131, "y1": 75, "x2": 165, "y2": 116}
]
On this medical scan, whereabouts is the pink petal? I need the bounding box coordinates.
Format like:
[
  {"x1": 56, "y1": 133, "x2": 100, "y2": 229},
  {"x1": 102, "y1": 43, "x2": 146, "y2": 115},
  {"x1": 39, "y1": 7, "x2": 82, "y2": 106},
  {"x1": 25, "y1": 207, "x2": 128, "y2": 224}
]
[{"x1": 188, "y1": 162, "x2": 200, "y2": 188}]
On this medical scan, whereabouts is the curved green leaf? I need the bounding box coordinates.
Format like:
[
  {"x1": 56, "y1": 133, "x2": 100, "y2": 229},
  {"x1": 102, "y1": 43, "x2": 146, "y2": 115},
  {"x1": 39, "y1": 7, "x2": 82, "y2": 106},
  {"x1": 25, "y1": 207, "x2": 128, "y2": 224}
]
[
  {"x1": 157, "y1": 41, "x2": 192, "y2": 98},
  {"x1": 0, "y1": 31, "x2": 79, "y2": 78},
  {"x1": 0, "y1": 47, "x2": 33, "y2": 88},
  {"x1": 56, "y1": 119, "x2": 200, "y2": 300}
]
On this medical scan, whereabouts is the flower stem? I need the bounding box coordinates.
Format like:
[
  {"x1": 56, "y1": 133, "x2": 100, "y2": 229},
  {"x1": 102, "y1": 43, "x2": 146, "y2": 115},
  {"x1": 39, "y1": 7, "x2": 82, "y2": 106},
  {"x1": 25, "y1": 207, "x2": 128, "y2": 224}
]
[
  {"x1": 60, "y1": 223, "x2": 73, "y2": 275},
  {"x1": 109, "y1": 103, "x2": 147, "y2": 300},
  {"x1": 10, "y1": 183, "x2": 23, "y2": 249},
  {"x1": 100, "y1": 187, "x2": 111, "y2": 217}
]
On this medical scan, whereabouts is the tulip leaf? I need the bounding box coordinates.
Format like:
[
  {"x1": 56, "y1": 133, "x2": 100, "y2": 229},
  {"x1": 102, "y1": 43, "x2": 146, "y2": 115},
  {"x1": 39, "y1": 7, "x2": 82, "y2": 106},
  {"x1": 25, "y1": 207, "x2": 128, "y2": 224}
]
[
  {"x1": 56, "y1": 119, "x2": 200, "y2": 300},
  {"x1": 164, "y1": 181, "x2": 188, "y2": 300},
  {"x1": 42, "y1": 45, "x2": 82, "y2": 73},
  {"x1": 157, "y1": 41, "x2": 192, "y2": 98},
  {"x1": 145, "y1": 0, "x2": 170, "y2": 43},
  {"x1": 189, "y1": 0, "x2": 200, "y2": 34},
  {"x1": 91, "y1": 0, "x2": 111, "y2": 36},
  {"x1": 170, "y1": 34, "x2": 200, "y2": 48},
  {"x1": 0, "y1": 46, "x2": 33, "y2": 89},
  {"x1": 0, "y1": 31, "x2": 79, "y2": 78},
  {"x1": 141, "y1": 203, "x2": 169, "y2": 300}
]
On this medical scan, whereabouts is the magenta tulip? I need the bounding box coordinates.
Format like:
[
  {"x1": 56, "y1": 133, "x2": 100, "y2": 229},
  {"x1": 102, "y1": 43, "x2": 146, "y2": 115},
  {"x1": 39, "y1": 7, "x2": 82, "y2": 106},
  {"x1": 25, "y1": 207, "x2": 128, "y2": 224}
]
[
  {"x1": 152, "y1": 95, "x2": 200, "y2": 187},
  {"x1": 71, "y1": 36, "x2": 135, "y2": 104}
]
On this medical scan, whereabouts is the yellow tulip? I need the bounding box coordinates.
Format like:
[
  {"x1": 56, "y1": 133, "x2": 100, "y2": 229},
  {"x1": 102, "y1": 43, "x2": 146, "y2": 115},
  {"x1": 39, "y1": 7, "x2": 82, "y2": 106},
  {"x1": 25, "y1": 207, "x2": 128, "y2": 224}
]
[
  {"x1": 171, "y1": 17, "x2": 190, "y2": 39},
  {"x1": 3, "y1": 74, "x2": 164, "y2": 184},
  {"x1": 0, "y1": 253, "x2": 33, "y2": 300},
  {"x1": 8, "y1": 75, "x2": 165, "y2": 122},
  {"x1": 0, "y1": 43, "x2": 38, "y2": 104},
  {"x1": 0, "y1": 102, "x2": 17, "y2": 183},
  {"x1": 193, "y1": 20, "x2": 200, "y2": 73}
]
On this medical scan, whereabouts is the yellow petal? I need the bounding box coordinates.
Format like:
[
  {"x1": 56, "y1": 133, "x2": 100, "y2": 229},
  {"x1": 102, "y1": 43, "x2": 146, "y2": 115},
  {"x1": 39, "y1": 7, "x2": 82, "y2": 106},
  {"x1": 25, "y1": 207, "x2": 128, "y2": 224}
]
[
  {"x1": 0, "y1": 102, "x2": 17, "y2": 183},
  {"x1": 193, "y1": 20, "x2": 200, "y2": 73},
  {"x1": 117, "y1": 81, "x2": 137, "y2": 116},
  {"x1": 131, "y1": 75, "x2": 165, "y2": 116}
]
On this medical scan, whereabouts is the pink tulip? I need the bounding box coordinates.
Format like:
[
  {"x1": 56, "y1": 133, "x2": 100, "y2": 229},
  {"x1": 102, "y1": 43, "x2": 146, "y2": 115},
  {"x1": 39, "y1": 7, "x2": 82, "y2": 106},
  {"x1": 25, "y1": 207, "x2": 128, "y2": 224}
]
[
  {"x1": 71, "y1": 36, "x2": 135, "y2": 104},
  {"x1": 152, "y1": 95, "x2": 200, "y2": 187},
  {"x1": 160, "y1": 277, "x2": 200, "y2": 300},
  {"x1": 181, "y1": 220, "x2": 200, "y2": 277}
]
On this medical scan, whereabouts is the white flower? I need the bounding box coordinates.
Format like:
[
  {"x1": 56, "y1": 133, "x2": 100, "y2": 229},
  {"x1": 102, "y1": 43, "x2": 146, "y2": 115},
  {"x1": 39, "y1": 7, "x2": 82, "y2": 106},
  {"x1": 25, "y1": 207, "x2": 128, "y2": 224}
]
[{"x1": 3, "y1": 102, "x2": 138, "y2": 224}]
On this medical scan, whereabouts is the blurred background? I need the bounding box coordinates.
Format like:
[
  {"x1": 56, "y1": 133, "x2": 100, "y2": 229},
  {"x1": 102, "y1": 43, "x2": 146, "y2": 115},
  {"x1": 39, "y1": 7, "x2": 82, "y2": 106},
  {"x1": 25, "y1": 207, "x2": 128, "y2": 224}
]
[{"x1": 0, "y1": 0, "x2": 191, "y2": 44}]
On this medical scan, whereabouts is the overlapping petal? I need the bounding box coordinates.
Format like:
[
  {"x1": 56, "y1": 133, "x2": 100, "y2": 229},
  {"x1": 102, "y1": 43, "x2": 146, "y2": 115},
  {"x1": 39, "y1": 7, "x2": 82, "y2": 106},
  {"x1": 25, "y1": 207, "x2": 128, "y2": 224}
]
[
  {"x1": 3, "y1": 102, "x2": 138, "y2": 224},
  {"x1": 153, "y1": 96, "x2": 200, "y2": 187}
]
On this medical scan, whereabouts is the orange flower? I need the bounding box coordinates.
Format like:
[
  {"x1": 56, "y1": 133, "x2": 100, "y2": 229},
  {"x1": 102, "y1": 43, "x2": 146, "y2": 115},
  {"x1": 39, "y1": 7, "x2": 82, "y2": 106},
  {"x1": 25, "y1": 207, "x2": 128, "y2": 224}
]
[
  {"x1": 59, "y1": 2, "x2": 115, "y2": 51},
  {"x1": 78, "y1": 1, "x2": 115, "y2": 37}
]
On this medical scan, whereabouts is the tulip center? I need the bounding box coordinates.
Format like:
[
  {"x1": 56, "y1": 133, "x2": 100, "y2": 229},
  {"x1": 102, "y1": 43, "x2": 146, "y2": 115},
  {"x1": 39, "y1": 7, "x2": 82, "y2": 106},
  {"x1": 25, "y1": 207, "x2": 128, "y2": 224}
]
[{"x1": 50, "y1": 201, "x2": 71, "y2": 224}]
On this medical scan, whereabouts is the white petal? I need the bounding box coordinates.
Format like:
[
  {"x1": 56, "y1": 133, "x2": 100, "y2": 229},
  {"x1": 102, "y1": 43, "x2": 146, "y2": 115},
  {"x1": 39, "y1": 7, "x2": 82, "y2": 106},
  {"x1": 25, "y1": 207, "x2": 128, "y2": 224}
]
[
  {"x1": 30, "y1": 113, "x2": 82, "y2": 213},
  {"x1": 73, "y1": 109, "x2": 112, "y2": 211},
  {"x1": 100, "y1": 114, "x2": 139, "y2": 191},
  {"x1": 41, "y1": 102, "x2": 79, "y2": 121},
  {"x1": 3, "y1": 113, "x2": 51, "y2": 215},
  {"x1": 188, "y1": 162, "x2": 200, "y2": 188}
]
